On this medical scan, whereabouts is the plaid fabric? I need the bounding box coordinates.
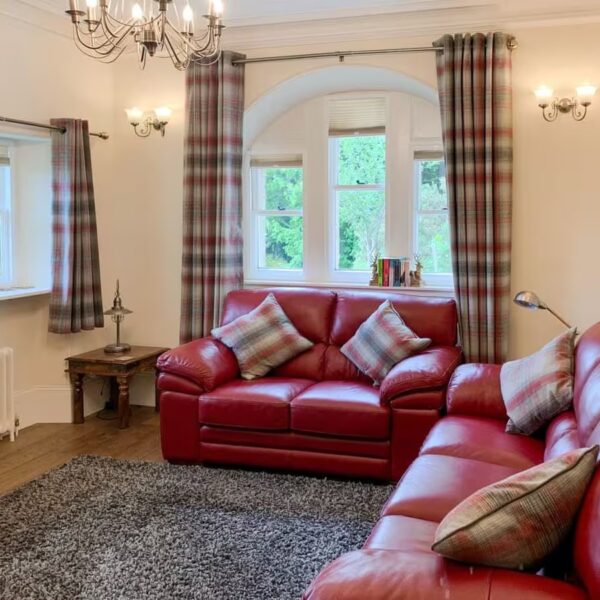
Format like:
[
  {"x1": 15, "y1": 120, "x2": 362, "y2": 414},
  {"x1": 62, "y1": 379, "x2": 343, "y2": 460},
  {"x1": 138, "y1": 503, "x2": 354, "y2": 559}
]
[
  {"x1": 180, "y1": 52, "x2": 246, "y2": 343},
  {"x1": 340, "y1": 300, "x2": 431, "y2": 385},
  {"x1": 435, "y1": 33, "x2": 513, "y2": 363},
  {"x1": 48, "y1": 119, "x2": 103, "y2": 334},
  {"x1": 433, "y1": 445, "x2": 598, "y2": 569},
  {"x1": 501, "y1": 328, "x2": 576, "y2": 435},
  {"x1": 211, "y1": 293, "x2": 313, "y2": 380}
]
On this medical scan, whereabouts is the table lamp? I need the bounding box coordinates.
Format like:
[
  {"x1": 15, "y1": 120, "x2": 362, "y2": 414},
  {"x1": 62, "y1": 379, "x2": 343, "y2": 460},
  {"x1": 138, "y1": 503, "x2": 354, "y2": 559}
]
[
  {"x1": 513, "y1": 290, "x2": 572, "y2": 328},
  {"x1": 104, "y1": 280, "x2": 133, "y2": 353}
]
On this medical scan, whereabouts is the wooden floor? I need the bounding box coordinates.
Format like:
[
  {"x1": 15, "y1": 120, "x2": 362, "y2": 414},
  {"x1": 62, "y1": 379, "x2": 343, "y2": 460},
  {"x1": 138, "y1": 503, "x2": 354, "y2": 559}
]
[{"x1": 0, "y1": 406, "x2": 163, "y2": 497}]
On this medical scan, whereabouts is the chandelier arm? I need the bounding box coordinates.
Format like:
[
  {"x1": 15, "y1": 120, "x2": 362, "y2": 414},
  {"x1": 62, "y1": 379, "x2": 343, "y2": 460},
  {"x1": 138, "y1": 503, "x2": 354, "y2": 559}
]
[
  {"x1": 74, "y1": 27, "x2": 126, "y2": 56},
  {"x1": 100, "y1": 8, "x2": 133, "y2": 40},
  {"x1": 164, "y1": 19, "x2": 216, "y2": 55},
  {"x1": 162, "y1": 31, "x2": 192, "y2": 70}
]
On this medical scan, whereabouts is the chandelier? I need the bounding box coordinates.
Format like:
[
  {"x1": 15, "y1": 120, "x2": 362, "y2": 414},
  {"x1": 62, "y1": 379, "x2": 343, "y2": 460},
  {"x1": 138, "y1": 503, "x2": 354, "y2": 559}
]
[{"x1": 66, "y1": 0, "x2": 224, "y2": 70}]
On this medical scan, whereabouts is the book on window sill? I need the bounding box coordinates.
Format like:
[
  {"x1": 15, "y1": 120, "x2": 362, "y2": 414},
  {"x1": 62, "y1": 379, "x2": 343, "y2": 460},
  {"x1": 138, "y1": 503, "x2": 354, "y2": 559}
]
[{"x1": 374, "y1": 257, "x2": 414, "y2": 288}]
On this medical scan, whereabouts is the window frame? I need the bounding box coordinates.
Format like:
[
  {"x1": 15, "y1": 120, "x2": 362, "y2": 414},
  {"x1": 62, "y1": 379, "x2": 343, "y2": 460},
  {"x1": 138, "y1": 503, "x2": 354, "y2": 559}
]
[
  {"x1": 327, "y1": 134, "x2": 387, "y2": 283},
  {"x1": 411, "y1": 150, "x2": 453, "y2": 289},
  {"x1": 0, "y1": 144, "x2": 14, "y2": 287},
  {"x1": 246, "y1": 157, "x2": 305, "y2": 282}
]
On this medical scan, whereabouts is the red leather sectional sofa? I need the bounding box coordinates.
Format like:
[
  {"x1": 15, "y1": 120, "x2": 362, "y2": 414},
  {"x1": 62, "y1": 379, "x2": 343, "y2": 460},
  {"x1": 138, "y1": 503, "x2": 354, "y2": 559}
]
[
  {"x1": 303, "y1": 323, "x2": 600, "y2": 599},
  {"x1": 158, "y1": 287, "x2": 461, "y2": 481}
]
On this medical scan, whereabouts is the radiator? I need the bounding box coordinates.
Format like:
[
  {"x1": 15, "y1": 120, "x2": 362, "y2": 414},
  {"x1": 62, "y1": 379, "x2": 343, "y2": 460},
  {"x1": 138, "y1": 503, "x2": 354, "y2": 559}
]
[{"x1": 0, "y1": 347, "x2": 16, "y2": 441}]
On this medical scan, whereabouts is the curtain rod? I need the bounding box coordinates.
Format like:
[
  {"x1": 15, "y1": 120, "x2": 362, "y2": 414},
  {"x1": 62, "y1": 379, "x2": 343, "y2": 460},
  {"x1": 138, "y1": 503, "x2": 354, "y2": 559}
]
[
  {"x1": 232, "y1": 37, "x2": 518, "y2": 65},
  {"x1": 0, "y1": 116, "x2": 109, "y2": 140},
  {"x1": 232, "y1": 46, "x2": 440, "y2": 65}
]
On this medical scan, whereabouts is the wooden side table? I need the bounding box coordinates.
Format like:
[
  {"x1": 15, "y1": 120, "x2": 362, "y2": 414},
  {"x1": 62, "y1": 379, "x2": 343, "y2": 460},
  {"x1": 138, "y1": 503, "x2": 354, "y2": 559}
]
[{"x1": 66, "y1": 346, "x2": 169, "y2": 429}]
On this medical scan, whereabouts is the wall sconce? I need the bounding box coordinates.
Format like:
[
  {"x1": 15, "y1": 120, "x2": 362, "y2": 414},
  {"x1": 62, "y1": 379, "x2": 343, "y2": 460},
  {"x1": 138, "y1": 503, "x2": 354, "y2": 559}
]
[
  {"x1": 125, "y1": 107, "x2": 172, "y2": 137},
  {"x1": 535, "y1": 84, "x2": 597, "y2": 122}
]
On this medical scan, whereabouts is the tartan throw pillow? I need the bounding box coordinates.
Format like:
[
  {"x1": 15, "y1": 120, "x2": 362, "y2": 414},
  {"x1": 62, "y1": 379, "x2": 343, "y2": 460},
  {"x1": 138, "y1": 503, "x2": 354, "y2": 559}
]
[
  {"x1": 432, "y1": 445, "x2": 599, "y2": 570},
  {"x1": 211, "y1": 293, "x2": 313, "y2": 380},
  {"x1": 340, "y1": 300, "x2": 431, "y2": 385},
  {"x1": 500, "y1": 328, "x2": 576, "y2": 435}
]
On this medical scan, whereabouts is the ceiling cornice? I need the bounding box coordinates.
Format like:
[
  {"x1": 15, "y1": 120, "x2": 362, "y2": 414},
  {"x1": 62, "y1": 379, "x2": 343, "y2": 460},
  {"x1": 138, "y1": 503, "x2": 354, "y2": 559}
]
[{"x1": 3, "y1": 0, "x2": 600, "y2": 51}]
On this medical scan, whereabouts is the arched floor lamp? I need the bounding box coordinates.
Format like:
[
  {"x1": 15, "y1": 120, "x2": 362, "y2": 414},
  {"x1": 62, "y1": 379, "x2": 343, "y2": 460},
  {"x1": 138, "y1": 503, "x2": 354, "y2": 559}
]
[{"x1": 513, "y1": 291, "x2": 572, "y2": 328}]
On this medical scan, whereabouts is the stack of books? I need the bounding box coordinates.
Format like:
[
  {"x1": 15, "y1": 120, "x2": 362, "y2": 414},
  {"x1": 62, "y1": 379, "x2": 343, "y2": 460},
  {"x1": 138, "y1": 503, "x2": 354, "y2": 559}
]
[{"x1": 376, "y1": 257, "x2": 411, "y2": 287}]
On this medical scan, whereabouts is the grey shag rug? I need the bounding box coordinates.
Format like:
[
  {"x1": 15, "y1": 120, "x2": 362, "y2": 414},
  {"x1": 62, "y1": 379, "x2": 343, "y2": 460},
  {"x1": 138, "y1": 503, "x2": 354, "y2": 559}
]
[{"x1": 0, "y1": 456, "x2": 393, "y2": 600}]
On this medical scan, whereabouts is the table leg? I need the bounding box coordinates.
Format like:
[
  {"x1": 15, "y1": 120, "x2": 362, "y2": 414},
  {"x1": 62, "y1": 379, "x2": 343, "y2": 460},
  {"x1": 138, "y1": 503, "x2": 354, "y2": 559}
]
[
  {"x1": 117, "y1": 375, "x2": 131, "y2": 429},
  {"x1": 108, "y1": 377, "x2": 119, "y2": 411},
  {"x1": 70, "y1": 372, "x2": 84, "y2": 424},
  {"x1": 155, "y1": 368, "x2": 160, "y2": 413}
]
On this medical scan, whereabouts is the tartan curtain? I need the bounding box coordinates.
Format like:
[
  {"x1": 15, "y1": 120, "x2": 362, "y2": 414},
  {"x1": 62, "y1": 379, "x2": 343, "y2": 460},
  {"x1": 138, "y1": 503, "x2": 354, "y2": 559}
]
[
  {"x1": 48, "y1": 119, "x2": 104, "y2": 334},
  {"x1": 435, "y1": 33, "x2": 513, "y2": 363},
  {"x1": 180, "y1": 52, "x2": 245, "y2": 343}
]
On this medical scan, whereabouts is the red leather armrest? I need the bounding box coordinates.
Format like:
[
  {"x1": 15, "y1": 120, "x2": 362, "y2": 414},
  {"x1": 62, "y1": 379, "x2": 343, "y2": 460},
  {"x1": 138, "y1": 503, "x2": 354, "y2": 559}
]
[
  {"x1": 303, "y1": 550, "x2": 587, "y2": 600},
  {"x1": 446, "y1": 363, "x2": 507, "y2": 420},
  {"x1": 380, "y1": 346, "x2": 462, "y2": 405},
  {"x1": 157, "y1": 336, "x2": 239, "y2": 393}
]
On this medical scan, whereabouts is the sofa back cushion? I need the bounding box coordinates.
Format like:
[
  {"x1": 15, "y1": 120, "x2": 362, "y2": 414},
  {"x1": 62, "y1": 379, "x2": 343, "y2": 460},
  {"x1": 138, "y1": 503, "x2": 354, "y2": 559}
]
[{"x1": 330, "y1": 291, "x2": 457, "y2": 347}]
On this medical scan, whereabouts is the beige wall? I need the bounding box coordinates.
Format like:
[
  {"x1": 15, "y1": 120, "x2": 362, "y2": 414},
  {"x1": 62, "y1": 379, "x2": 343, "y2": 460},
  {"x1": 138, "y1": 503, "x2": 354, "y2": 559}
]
[{"x1": 3, "y1": 14, "x2": 600, "y2": 426}]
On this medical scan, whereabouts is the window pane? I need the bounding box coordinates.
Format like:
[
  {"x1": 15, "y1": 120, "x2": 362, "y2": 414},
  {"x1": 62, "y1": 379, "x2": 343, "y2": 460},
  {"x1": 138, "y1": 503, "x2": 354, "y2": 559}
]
[
  {"x1": 417, "y1": 159, "x2": 447, "y2": 210},
  {"x1": 416, "y1": 214, "x2": 451, "y2": 274},
  {"x1": 336, "y1": 136, "x2": 386, "y2": 185},
  {"x1": 258, "y1": 215, "x2": 303, "y2": 270},
  {"x1": 255, "y1": 167, "x2": 303, "y2": 211},
  {"x1": 337, "y1": 190, "x2": 384, "y2": 271}
]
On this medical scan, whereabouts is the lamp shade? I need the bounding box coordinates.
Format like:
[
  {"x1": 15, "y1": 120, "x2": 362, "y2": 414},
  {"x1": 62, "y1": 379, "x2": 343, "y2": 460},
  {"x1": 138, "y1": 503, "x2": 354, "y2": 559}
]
[{"x1": 513, "y1": 290, "x2": 547, "y2": 310}]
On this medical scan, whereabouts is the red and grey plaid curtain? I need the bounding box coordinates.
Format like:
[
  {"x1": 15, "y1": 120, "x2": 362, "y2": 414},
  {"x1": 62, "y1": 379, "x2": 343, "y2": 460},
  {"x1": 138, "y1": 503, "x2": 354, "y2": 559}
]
[
  {"x1": 435, "y1": 33, "x2": 513, "y2": 363},
  {"x1": 48, "y1": 119, "x2": 104, "y2": 334},
  {"x1": 180, "y1": 52, "x2": 245, "y2": 343}
]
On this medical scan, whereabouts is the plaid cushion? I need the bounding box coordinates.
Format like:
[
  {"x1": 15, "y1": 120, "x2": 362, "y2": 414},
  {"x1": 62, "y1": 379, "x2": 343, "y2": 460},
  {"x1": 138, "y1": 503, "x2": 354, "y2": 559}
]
[
  {"x1": 211, "y1": 294, "x2": 313, "y2": 380},
  {"x1": 340, "y1": 300, "x2": 431, "y2": 385},
  {"x1": 500, "y1": 328, "x2": 576, "y2": 435},
  {"x1": 433, "y1": 445, "x2": 599, "y2": 570}
]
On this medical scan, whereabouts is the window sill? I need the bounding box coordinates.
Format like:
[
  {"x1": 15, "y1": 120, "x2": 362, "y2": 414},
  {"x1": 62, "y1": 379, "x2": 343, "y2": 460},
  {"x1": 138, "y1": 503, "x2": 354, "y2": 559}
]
[
  {"x1": 0, "y1": 286, "x2": 51, "y2": 301},
  {"x1": 244, "y1": 280, "x2": 454, "y2": 298}
]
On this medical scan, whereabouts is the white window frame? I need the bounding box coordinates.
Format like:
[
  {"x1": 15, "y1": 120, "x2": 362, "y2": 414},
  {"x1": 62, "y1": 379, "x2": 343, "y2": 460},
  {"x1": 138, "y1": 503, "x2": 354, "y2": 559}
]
[
  {"x1": 327, "y1": 134, "x2": 386, "y2": 284},
  {"x1": 0, "y1": 145, "x2": 14, "y2": 287},
  {"x1": 412, "y1": 151, "x2": 453, "y2": 289},
  {"x1": 246, "y1": 157, "x2": 305, "y2": 282}
]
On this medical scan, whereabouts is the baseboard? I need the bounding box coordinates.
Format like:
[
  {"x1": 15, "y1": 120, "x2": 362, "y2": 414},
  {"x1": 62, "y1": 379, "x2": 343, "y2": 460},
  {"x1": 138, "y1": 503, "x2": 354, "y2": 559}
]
[{"x1": 14, "y1": 373, "x2": 156, "y2": 430}]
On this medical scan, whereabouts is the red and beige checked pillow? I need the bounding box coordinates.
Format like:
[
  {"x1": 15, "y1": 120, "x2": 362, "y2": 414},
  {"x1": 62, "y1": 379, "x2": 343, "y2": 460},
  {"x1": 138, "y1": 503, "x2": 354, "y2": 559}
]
[
  {"x1": 500, "y1": 328, "x2": 577, "y2": 435},
  {"x1": 211, "y1": 293, "x2": 313, "y2": 380},
  {"x1": 432, "y1": 445, "x2": 598, "y2": 570},
  {"x1": 341, "y1": 300, "x2": 431, "y2": 385}
]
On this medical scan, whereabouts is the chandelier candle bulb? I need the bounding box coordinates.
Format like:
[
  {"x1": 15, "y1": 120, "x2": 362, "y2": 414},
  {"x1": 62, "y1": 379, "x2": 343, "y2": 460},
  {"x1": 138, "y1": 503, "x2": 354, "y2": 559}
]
[
  {"x1": 211, "y1": 0, "x2": 224, "y2": 17},
  {"x1": 131, "y1": 3, "x2": 143, "y2": 21}
]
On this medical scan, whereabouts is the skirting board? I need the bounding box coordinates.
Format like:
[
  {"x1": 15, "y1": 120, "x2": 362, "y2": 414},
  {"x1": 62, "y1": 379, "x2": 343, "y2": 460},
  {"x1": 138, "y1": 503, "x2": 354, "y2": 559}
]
[{"x1": 14, "y1": 373, "x2": 156, "y2": 430}]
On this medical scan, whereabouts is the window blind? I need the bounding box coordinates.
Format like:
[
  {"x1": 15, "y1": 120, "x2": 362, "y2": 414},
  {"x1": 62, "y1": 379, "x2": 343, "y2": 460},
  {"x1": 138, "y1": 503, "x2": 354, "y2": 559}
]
[
  {"x1": 414, "y1": 150, "x2": 444, "y2": 160},
  {"x1": 328, "y1": 96, "x2": 386, "y2": 137},
  {"x1": 250, "y1": 155, "x2": 303, "y2": 168}
]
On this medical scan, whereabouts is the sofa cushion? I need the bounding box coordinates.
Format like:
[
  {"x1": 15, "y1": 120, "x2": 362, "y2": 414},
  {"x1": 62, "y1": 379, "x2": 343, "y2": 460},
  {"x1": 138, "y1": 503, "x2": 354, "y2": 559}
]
[
  {"x1": 330, "y1": 290, "x2": 458, "y2": 347},
  {"x1": 198, "y1": 378, "x2": 314, "y2": 431},
  {"x1": 381, "y1": 455, "x2": 518, "y2": 522},
  {"x1": 500, "y1": 328, "x2": 576, "y2": 435},
  {"x1": 432, "y1": 446, "x2": 599, "y2": 570},
  {"x1": 420, "y1": 416, "x2": 544, "y2": 469},
  {"x1": 212, "y1": 293, "x2": 313, "y2": 380},
  {"x1": 341, "y1": 300, "x2": 431, "y2": 385},
  {"x1": 365, "y1": 515, "x2": 438, "y2": 552},
  {"x1": 545, "y1": 411, "x2": 581, "y2": 461},
  {"x1": 291, "y1": 382, "x2": 390, "y2": 440}
]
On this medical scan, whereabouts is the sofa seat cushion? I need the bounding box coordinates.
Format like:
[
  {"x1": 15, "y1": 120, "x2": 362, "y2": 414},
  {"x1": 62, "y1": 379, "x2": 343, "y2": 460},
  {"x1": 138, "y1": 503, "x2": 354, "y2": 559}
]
[
  {"x1": 364, "y1": 515, "x2": 438, "y2": 552},
  {"x1": 291, "y1": 382, "x2": 390, "y2": 440},
  {"x1": 420, "y1": 416, "x2": 544, "y2": 469},
  {"x1": 198, "y1": 378, "x2": 314, "y2": 431},
  {"x1": 381, "y1": 455, "x2": 519, "y2": 522}
]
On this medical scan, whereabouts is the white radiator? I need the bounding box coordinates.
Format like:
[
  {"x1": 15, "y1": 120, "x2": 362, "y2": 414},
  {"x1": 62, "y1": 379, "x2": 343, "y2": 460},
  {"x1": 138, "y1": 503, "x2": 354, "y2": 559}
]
[{"x1": 0, "y1": 347, "x2": 16, "y2": 441}]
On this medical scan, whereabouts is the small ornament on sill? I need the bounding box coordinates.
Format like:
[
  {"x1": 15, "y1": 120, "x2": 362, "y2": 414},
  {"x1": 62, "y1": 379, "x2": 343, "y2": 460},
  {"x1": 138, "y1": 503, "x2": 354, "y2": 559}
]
[
  {"x1": 369, "y1": 252, "x2": 380, "y2": 287},
  {"x1": 103, "y1": 280, "x2": 133, "y2": 354},
  {"x1": 409, "y1": 255, "x2": 424, "y2": 288}
]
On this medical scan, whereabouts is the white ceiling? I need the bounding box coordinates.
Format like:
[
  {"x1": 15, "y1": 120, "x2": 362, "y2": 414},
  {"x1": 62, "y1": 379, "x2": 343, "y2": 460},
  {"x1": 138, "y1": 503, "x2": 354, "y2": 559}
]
[{"x1": 18, "y1": 0, "x2": 600, "y2": 27}]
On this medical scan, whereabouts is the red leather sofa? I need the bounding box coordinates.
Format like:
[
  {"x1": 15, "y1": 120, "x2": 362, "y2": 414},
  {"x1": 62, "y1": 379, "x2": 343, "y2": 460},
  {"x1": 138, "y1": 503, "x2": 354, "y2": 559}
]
[
  {"x1": 303, "y1": 323, "x2": 600, "y2": 600},
  {"x1": 157, "y1": 287, "x2": 460, "y2": 481}
]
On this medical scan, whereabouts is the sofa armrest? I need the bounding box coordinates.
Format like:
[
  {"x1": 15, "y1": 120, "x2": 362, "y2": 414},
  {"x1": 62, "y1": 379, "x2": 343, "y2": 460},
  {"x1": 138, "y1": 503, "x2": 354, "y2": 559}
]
[
  {"x1": 157, "y1": 336, "x2": 239, "y2": 393},
  {"x1": 446, "y1": 363, "x2": 507, "y2": 420},
  {"x1": 380, "y1": 346, "x2": 462, "y2": 406},
  {"x1": 303, "y1": 550, "x2": 587, "y2": 600}
]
